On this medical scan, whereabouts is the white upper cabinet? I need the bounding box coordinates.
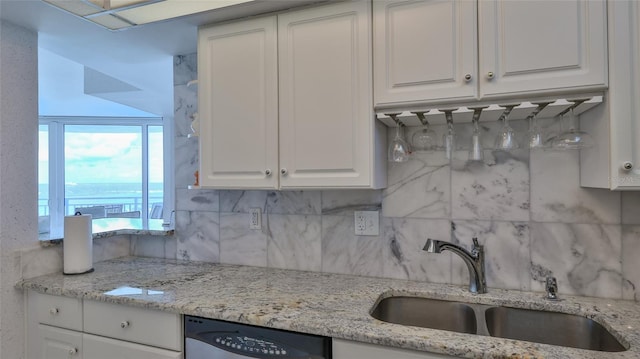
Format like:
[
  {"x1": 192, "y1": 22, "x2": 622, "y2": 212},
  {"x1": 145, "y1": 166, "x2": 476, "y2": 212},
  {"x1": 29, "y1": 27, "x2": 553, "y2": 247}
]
[
  {"x1": 479, "y1": 0, "x2": 608, "y2": 98},
  {"x1": 581, "y1": 0, "x2": 640, "y2": 190},
  {"x1": 374, "y1": 0, "x2": 608, "y2": 107},
  {"x1": 278, "y1": 0, "x2": 384, "y2": 188},
  {"x1": 374, "y1": 0, "x2": 477, "y2": 106},
  {"x1": 198, "y1": 0, "x2": 385, "y2": 190},
  {"x1": 198, "y1": 17, "x2": 279, "y2": 189}
]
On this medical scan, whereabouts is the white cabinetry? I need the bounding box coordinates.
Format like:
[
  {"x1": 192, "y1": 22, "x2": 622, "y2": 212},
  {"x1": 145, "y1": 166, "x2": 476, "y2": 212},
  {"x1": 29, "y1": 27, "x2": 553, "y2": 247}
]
[
  {"x1": 374, "y1": 0, "x2": 608, "y2": 108},
  {"x1": 198, "y1": 16, "x2": 279, "y2": 189},
  {"x1": 373, "y1": 0, "x2": 477, "y2": 105},
  {"x1": 36, "y1": 325, "x2": 83, "y2": 359},
  {"x1": 198, "y1": 0, "x2": 385, "y2": 189},
  {"x1": 581, "y1": 0, "x2": 640, "y2": 189},
  {"x1": 26, "y1": 291, "x2": 182, "y2": 359},
  {"x1": 333, "y1": 339, "x2": 460, "y2": 359}
]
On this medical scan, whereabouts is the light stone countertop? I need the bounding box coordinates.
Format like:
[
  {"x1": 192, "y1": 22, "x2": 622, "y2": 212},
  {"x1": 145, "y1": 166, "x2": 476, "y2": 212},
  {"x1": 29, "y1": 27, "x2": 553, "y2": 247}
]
[{"x1": 17, "y1": 256, "x2": 640, "y2": 359}]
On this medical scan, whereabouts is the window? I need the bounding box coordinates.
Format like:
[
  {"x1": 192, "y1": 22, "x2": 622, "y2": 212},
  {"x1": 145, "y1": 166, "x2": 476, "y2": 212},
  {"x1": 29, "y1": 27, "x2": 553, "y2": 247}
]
[{"x1": 38, "y1": 117, "x2": 173, "y2": 238}]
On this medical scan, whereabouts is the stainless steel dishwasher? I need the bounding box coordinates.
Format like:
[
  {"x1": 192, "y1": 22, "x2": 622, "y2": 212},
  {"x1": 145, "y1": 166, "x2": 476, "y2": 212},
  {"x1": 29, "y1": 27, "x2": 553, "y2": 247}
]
[{"x1": 185, "y1": 315, "x2": 332, "y2": 359}]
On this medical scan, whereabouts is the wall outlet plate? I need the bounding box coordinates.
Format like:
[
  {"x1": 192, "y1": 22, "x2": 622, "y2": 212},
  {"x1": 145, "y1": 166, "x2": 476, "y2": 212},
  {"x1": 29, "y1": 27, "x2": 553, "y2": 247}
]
[
  {"x1": 354, "y1": 211, "x2": 379, "y2": 236},
  {"x1": 249, "y1": 208, "x2": 261, "y2": 230}
]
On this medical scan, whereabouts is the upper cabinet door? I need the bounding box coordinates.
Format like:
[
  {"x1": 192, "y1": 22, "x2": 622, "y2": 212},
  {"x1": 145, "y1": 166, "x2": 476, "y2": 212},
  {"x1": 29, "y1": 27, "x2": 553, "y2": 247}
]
[
  {"x1": 373, "y1": 0, "x2": 477, "y2": 107},
  {"x1": 278, "y1": 1, "x2": 383, "y2": 189},
  {"x1": 479, "y1": 0, "x2": 608, "y2": 98},
  {"x1": 198, "y1": 16, "x2": 279, "y2": 189}
]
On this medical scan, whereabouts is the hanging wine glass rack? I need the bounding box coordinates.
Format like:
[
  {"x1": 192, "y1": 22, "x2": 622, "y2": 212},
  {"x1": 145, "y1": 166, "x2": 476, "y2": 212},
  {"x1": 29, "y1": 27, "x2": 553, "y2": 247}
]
[{"x1": 375, "y1": 94, "x2": 604, "y2": 127}]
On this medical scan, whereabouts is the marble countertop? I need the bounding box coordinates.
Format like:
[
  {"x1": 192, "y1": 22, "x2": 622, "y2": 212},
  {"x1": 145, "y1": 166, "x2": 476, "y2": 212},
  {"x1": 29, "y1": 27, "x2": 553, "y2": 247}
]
[{"x1": 17, "y1": 257, "x2": 640, "y2": 359}]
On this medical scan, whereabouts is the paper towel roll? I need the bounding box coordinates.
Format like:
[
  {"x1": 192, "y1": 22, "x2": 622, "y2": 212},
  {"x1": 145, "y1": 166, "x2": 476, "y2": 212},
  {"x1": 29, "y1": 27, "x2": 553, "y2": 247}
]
[{"x1": 63, "y1": 214, "x2": 94, "y2": 275}]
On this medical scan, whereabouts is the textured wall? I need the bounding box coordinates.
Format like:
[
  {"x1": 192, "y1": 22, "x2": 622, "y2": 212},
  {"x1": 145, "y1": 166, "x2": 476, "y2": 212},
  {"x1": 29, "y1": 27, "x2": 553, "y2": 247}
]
[
  {"x1": 134, "y1": 53, "x2": 640, "y2": 301},
  {"x1": 0, "y1": 20, "x2": 38, "y2": 359}
]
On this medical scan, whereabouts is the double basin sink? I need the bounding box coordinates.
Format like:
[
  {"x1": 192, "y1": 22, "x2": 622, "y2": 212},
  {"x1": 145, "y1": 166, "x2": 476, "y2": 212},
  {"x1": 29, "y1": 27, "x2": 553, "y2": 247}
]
[{"x1": 371, "y1": 296, "x2": 627, "y2": 352}]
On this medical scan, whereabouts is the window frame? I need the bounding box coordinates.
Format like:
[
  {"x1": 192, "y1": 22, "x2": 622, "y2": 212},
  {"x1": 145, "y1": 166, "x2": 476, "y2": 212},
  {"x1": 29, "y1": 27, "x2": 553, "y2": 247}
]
[{"x1": 39, "y1": 116, "x2": 173, "y2": 238}]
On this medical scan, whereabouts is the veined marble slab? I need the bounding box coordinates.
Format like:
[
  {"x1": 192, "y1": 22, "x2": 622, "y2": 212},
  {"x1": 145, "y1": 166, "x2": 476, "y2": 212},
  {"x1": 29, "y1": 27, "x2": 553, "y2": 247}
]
[{"x1": 18, "y1": 257, "x2": 640, "y2": 359}]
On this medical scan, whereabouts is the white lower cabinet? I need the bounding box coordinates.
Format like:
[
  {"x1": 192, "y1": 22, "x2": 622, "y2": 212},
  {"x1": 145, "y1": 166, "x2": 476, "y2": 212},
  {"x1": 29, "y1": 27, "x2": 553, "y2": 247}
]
[
  {"x1": 27, "y1": 291, "x2": 182, "y2": 359},
  {"x1": 83, "y1": 333, "x2": 181, "y2": 359},
  {"x1": 333, "y1": 339, "x2": 460, "y2": 359},
  {"x1": 36, "y1": 324, "x2": 83, "y2": 359}
]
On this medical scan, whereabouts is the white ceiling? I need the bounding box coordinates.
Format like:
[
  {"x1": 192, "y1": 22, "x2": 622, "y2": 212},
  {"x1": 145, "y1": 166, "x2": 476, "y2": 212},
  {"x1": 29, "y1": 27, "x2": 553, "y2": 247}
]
[{"x1": 0, "y1": 0, "x2": 327, "y2": 117}]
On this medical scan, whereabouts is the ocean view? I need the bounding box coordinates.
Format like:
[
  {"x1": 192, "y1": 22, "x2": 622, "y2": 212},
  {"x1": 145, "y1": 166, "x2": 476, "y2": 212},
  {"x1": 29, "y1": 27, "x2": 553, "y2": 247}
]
[{"x1": 38, "y1": 182, "x2": 163, "y2": 216}]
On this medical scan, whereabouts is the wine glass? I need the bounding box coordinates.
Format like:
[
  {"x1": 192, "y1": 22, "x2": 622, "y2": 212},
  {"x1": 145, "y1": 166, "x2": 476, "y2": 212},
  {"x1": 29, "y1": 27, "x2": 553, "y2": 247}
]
[
  {"x1": 468, "y1": 107, "x2": 485, "y2": 161},
  {"x1": 387, "y1": 114, "x2": 411, "y2": 162},
  {"x1": 494, "y1": 105, "x2": 520, "y2": 150},
  {"x1": 442, "y1": 110, "x2": 456, "y2": 160},
  {"x1": 527, "y1": 102, "x2": 551, "y2": 149},
  {"x1": 549, "y1": 107, "x2": 595, "y2": 149},
  {"x1": 411, "y1": 112, "x2": 437, "y2": 152}
]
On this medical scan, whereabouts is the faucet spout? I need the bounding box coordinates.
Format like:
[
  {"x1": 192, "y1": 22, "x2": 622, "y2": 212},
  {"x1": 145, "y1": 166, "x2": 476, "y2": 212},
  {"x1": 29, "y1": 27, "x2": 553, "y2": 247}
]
[{"x1": 423, "y1": 238, "x2": 487, "y2": 294}]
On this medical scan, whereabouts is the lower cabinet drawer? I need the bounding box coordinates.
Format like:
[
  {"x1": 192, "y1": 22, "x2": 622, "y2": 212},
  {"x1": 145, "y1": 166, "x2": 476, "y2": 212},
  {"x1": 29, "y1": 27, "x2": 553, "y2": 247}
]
[
  {"x1": 29, "y1": 291, "x2": 83, "y2": 331},
  {"x1": 83, "y1": 333, "x2": 182, "y2": 359},
  {"x1": 83, "y1": 300, "x2": 181, "y2": 351}
]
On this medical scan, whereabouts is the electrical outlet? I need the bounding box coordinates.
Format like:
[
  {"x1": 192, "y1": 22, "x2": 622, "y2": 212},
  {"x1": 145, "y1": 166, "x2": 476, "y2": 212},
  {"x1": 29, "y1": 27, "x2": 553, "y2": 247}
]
[
  {"x1": 249, "y1": 208, "x2": 261, "y2": 230},
  {"x1": 354, "y1": 211, "x2": 379, "y2": 236}
]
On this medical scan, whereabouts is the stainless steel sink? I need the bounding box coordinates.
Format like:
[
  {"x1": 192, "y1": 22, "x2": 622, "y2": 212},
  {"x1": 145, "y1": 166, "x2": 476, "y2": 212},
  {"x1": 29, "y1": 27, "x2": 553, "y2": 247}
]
[
  {"x1": 370, "y1": 296, "x2": 477, "y2": 334},
  {"x1": 485, "y1": 306, "x2": 626, "y2": 352}
]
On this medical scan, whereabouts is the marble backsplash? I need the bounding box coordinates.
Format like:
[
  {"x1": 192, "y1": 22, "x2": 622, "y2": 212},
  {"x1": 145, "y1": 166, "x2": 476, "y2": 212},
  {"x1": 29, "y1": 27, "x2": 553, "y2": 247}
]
[{"x1": 160, "y1": 53, "x2": 640, "y2": 301}]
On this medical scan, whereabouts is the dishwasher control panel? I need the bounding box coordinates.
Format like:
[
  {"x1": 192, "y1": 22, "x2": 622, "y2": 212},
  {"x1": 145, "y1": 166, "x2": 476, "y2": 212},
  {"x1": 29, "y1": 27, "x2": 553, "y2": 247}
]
[{"x1": 214, "y1": 334, "x2": 288, "y2": 356}]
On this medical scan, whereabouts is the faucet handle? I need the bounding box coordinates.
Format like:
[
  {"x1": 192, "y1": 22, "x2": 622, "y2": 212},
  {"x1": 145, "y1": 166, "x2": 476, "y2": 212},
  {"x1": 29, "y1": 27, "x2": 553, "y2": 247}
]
[
  {"x1": 472, "y1": 237, "x2": 480, "y2": 248},
  {"x1": 545, "y1": 276, "x2": 559, "y2": 300}
]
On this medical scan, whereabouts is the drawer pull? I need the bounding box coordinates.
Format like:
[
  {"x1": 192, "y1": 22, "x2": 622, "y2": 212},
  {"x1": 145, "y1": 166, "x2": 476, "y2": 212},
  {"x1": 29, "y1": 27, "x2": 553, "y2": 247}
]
[
  {"x1": 120, "y1": 320, "x2": 130, "y2": 328},
  {"x1": 68, "y1": 347, "x2": 78, "y2": 356},
  {"x1": 49, "y1": 308, "x2": 59, "y2": 315}
]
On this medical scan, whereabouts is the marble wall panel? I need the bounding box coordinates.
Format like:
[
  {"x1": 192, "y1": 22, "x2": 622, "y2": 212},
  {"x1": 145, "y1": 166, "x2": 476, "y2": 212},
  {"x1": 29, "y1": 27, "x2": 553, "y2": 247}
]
[
  {"x1": 451, "y1": 221, "x2": 530, "y2": 291},
  {"x1": 451, "y1": 149, "x2": 530, "y2": 221},
  {"x1": 530, "y1": 150, "x2": 621, "y2": 224},
  {"x1": 131, "y1": 235, "x2": 177, "y2": 259},
  {"x1": 382, "y1": 153, "x2": 450, "y2": 219},
  {"x1": 173, "y1": 53, "x2": 197, "y2": 86},
  {"x1": 267, "y1": 214, "x2": 321, "y2": 271},
  {"x1": 176, "y1": 188, "x2": 219, "y2": 212},
  {"x1": 382, "y1": 218, "x2": 452, "y2": 283},
  {"x1": 623, "y1": 225, "x2": 640, "y2": 300},
  {"x1": 321, "y1": 215, "x2": 383, "y2": 277},
  {"x1": 175, "y1": 137, "x2": 199, "y2": 189},
  {"x1": 176, "y1": 211, "x2": 220, "y2": 262},
  {"x1": 220, "y1": 213, "x2": 267, "y2": 266},
  {"x1": 321, "y1": 190, "x2": 382, "y2": 216},
  {"x1": 622, "y1": 192, "x2": 640, "y2": 225},
  {"x1": 174, "y1": 84, "x2": 198, "y2": 137},
  {"x1": 530, "y1": 222, "x2": 622, "y2": 298}
]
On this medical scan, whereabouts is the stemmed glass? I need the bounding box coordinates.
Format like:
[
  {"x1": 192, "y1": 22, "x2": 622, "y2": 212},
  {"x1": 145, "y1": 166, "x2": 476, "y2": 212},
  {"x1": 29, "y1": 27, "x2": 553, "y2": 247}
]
[
  {"x1": 527, "y1": 102, "x2": 551, "y2": 149},
  {"x1": 411, "y1": 112, "x2": 437, "y2": 152},
  {"x1": 387, "y1": 114, "x2": 411, "y2": 162},
  {"x1": 442, "y1": 109, "x2": 456, "y2": 160},
  {"x1": 494, "y1": 105, "x2": 520, "y2": 150},
  {"x1": 468, "y1": 107, "x2": 486, "y2": 161},
  {"x1": 549, "y1": 104, "x2": 595, "y2": 149}
]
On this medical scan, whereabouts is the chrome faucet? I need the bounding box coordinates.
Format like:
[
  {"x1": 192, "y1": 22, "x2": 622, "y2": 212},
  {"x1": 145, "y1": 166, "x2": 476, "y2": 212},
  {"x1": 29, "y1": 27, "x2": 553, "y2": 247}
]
[{"x1": 423, "y1": 238, "x2": 487, "y2": 294}]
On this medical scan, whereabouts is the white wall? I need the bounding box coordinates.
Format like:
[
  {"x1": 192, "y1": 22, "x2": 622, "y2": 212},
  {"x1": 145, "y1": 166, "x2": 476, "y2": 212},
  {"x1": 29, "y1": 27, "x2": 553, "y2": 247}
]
[{"x1": 0, "y1": 20, "x2": 39, "y2": 359}]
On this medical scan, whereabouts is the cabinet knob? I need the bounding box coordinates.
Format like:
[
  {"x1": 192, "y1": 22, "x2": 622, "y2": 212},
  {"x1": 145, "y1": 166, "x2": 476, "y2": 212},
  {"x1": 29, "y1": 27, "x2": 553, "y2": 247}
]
[
  {"x1": 622, "y1": 162, "x2": 633, "y2": 171},
  {"x1": 120, "y1": 320, "x2": 130, "y2": 328},
  {"x1": 487, "y1": 71, "x2": 495, "y2": 80},
  {"x1": 265, "y1": 169, "x2": 272, "y2": 176},
  {"x1": 280, "y1": 168, "x2": 288, "y2": 176},
  {"x1": 49, "y1": 308, "x2": 59, "y2": 315},
  {"x1": 464, "y1": 74, "x2": 472, "y2": 82},
  {"x1": 68, "y1": 348, "x2": 78, "y2": 356}
]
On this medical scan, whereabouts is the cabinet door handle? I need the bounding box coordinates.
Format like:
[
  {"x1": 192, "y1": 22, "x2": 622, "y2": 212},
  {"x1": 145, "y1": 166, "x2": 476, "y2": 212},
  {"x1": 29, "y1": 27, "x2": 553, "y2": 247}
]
[
  {"x1": 280, "y1": 168, "x2": 288, "y2": 176},
  {"x1": 120, "y1": 320, "x2": 130, "y2": 328},
  {"x1": 487, "y1": 71, "x2": 495, "y2": 80},
  {"x1": 49, "y1": 308, "x2": 59, "y2": 315},
  {"x1": 68, "y1": 347, "x2": 78, "y2": 356},
  {"x1": 265, "y1": 169, "x2": 272, "y2": 176},
  {"x1": 464, "y1": 74, "x2": 472, "y2": 82},
  {"x1": 622, "y1": 162, "x2": 633, "y2": 171}
]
